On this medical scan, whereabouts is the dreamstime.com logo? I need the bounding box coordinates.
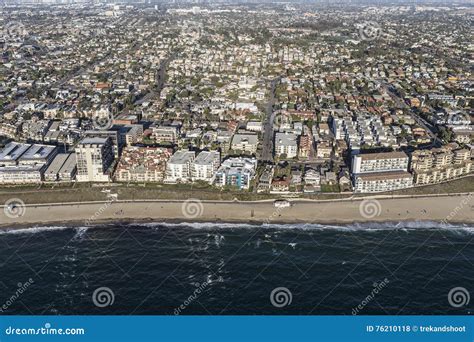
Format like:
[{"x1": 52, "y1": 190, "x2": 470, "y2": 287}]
[
  {"x1": 358, "y1": 21, "x2": 382, "y2": 41},
  {"x1": 5, "y1": 323, "x2": 85, "y2": 336},
  {"x1": 181, "y1": 199, "x2": 204, "y2": 219},
  {"x1": 92, "y1": 287, "x2": 115, "y2": 308},
  {"x1": 270, "y1": 287, "x2": 292, "y2": 308},
  {"x1": 359, "y1": 199, "x2": 382, "y2": 219},
  {"x1": 3, "y1": 198, "x2": 26, "y2": 219},
  {"x1": 448, "y1": 287, "x2": 470, "y2": 308}
]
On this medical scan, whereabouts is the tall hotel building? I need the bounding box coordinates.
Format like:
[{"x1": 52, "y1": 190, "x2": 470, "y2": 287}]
[{"x1": 75, "y1": 137, "x2": 114, "y2": 182}]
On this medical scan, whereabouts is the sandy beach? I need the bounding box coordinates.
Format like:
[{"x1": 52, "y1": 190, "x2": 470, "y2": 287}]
[{"x1": 1, "y1": 193, "x2": 473, "y2": 228}]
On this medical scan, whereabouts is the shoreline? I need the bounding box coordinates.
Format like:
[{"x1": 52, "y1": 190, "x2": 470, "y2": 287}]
[
  {"x1": 1, "y1": 193, "x2": 473, "y2": 228},
  {"x1": 1, "y1": 219, "x2": 474, "y2": 232}
]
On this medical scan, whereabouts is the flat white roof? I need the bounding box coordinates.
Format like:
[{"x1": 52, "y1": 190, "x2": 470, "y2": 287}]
[
  {"x1": 0, "y1": 142, "x2": 31, "y2": 163},
  {"x1": 19, "y1": 144, "x2": 57, "y2": 161}
]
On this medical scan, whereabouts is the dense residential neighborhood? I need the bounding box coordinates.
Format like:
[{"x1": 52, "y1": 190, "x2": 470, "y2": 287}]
[{"x1": 0, "y1": 2, "x2": 472, "y2": 194}]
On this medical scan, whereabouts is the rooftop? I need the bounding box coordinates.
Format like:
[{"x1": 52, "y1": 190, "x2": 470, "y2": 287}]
[
  {"x1": 357, "y1": 151, "x2": 408, "y2": 161},
  {"x1": 0, "y1": 142, "x2": 31, "y2": 163},
  {"x1": 356, "y1": 171, "x2": 413, "y2": 181},
  {"x1": 78, "y1": 137, "x2": 110, "y2": 146},
  {"x1": 194, "y1": 151, "x2": 220, "y2": 166},
  {"x1": 168, "y1": 150, "x2": 195, "y2": 165}
]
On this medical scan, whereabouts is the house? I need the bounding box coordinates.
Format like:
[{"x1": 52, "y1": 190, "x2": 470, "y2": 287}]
[
  {"x1": 316, "y1": 142, "x2": 332, "y2": 159},
  {"x1": 271, "y1": 177, "x2": 290, "y2": 192}
]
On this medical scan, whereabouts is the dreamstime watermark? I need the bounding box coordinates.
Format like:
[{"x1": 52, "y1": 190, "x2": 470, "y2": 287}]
[
  {"x1": 441, "y1": 193, "x2": 473, "y2": 224},
  {"x1": 358, "y1": 21, "x2": 382, "y2": 41},
  {"x1": 92, "y1": 113, "x2": 114, "y2": 130},
  {"x1": 1, "y1": 21, "x2": 28, "y2": 50},
  {"x1": 448, "y1": 287, "x2": 470, "y2": 308},
  {"x1": 359, "y1": 199, "x2": 382, "y2": 219},
  {"x1": 3, "y1": 198, "x2": 26, "y2": 219},
  {"x1": 273, "y1": 112, "x2": 287, "y2": 128},
  {"x1": 183, "y1": 25, "x2": 203, "y2": 38},
  {"x1": 181, "y1": 199, "x2": 204, "y2": 219},
  {"x1": 182, "y1": 20, "x2": 203, "y2": 39},
  {"x1": 263, "y1": 204, "x2": 289, "y2": 224},
  {"x1": 0, "y1": 278, "x2": 34, "y2": 313},
  {"x1": 173, "y1": 281, "x2": 210, "y2": 315},
  {"x1": 84, "y1": 197, "x2": 117, "y2": 226},
  {"x1": 270, "y1": 287, "x2": 292, "y2": 308},
  {"x1": 92, "y1": 287, "x2": 115, "y2": 308},
  {"x1": 352, "y1": 278, "x2": 389, "y2": 315}
]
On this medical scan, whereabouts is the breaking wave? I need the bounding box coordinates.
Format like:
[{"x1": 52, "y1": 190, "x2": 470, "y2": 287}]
[
  {"x1": 0, "y1": 221, "x2": 472, "y2": 235},
  {"x1": 135, "y1": 220, "x2": 474, "y2": 233},
  {"x1": 0, "y1": 225, "x2": 89, "y2": 235}
]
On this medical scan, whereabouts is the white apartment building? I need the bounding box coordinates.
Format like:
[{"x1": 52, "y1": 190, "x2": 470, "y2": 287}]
[
  {"x1": 354, "y1": 171, "x2": 414, "y2": 193},
  {"x1": 231, "y1": 133, "x2": 258, "y2": 154},
  {"x1": 75, "y1": 137, "x2": 114, "y2": 182},
  {"x1": 332, "y1": 114, "x2": 396, "y2": 151},
  {"x1": 164, "y1": 150, "x2": 196, "y2": 183},
  {"x1": 275, "y1": 132, "x2": 298, "y2": 159},
  {"x1": 246, "y1": 121, "x2": 263, "y2": 132},
  {"x1": 85, "y1": 130, "x2": 122, "y2": 158},
  {"x1": 152, "y1": 125, "x2": 179, "y2": 144},
  {"x1": 352, "y1": 152, "x2": 409, "y2": 174},
  {"x1": 351, "y1": 151, "x2": 414, "y2": 192},
  {"x1": 192, "y1": 151, "x2": 220, "y2": 183}
]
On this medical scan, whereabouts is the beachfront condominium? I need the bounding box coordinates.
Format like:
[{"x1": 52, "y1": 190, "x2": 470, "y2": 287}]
[
  {"x1": 352, "y1": 151, "x2": 413, "y2": 193},
  {"x1": 164, "y1": 150, "x2": 196, "y2": 183},
  {"x1": 191, "y1": 151, "x2": 221, "y2": 183},
  {"x1": 115, "y1": 146, "x2": 172, "y2": 183},
  {"x1": 352, "y1": 151, "x2": 409, "y2": 174},
  {"x1": 214, "y1": 157, "x2": 258, "y2": 190},
  {"x1": 0, "y1": 142, "x2": 58, "y2": 184},
  {"x1": 44, "y1": 153, "x2": 77, "y2": 182},
  {"x1": 85, "y1": 129, "x2": 123, "y2": 158},
  {"x1": 353, "y1": 171, "x2": 414, "y2": 193},
  {"x1": 75, "y1": 137, "x2": 114, "y2": 182},
  {"x1": 411, "y1": 145, "x2": 472, "y2": 185}
]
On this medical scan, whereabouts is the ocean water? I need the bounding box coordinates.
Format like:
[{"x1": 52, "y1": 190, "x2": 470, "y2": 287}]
[{"x1": 0, "y1": 221, "x2": 472, "y2": 315}]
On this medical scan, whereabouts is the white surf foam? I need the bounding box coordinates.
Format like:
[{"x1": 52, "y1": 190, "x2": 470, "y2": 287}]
[
  {"x1": 0, "y1": 225, "x2": 70, "y2": 235},
  {"x1": 0, "y1": 225, "x2": 90, "y2": 236},
  {"x1": 136, "y1": 220, "x2": 474, "y2": 234}
]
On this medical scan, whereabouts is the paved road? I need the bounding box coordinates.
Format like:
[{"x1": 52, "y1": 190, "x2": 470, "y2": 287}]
[
  {"x1": 261, "y1": 77, "x2": 281, "y2": 162},
  {"x1": 136, "y1": 52, "x2": 175, "y2": 105}
]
